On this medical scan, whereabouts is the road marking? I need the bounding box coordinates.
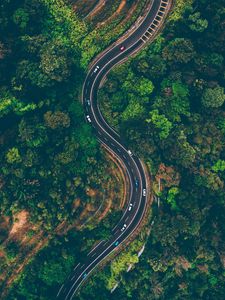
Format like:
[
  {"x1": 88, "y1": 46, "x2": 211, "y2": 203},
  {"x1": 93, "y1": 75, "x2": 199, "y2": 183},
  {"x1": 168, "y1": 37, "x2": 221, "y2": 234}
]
[
  {"x1": 74, "y1": 263, "x2": 80, "y2": 271},
  {"x1": 57, "y1": 284, "x2": 64, "y2": 297},
  {"x1": 88, "y1": 240, "x2": 105, "y2": 256}
]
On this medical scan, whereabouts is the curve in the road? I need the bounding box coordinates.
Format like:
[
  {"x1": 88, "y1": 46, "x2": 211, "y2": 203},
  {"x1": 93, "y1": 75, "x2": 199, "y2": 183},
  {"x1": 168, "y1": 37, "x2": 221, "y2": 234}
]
[{"x1": 57, "y1": 1, "x2": 171, "y2": 299}]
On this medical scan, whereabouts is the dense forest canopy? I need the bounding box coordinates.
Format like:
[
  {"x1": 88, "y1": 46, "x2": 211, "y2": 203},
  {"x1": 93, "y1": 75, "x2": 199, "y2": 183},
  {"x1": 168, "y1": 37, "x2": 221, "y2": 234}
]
[
  {"x1": 0, "y1": 0, "x2": 225, "y2": 299},
  {"x1": 0, "y1": 0, "x2": 100, "y2": 229}
]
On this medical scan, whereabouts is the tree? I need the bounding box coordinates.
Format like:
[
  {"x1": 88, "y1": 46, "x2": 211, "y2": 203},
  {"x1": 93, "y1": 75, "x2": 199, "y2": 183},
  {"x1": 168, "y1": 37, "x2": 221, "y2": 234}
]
[
  {"x1": 19, "y1": 118, "x2": 47, "y2": 147},
  {"x1": 212, "y1": 160, "x2": 225, "y2": 172},
  {"x1": 16, "y1": 60, "x2": 53, "y2": 88},
  {"x1": 202, "y1": 86, "x2": 225, "y2": 108},
  {"x1": 162, "y1": 38, "x2": 195, "y2": 64},
  {"x1": 166, "y1": 187, "x2": 179, "y2": 210},
  {"x1": 122, "y1": 72, "x2": 154, "y2": 97},
  {"x1": 146, "y1": 55, "x2": 167, "y2": 78},
  {"x1": 40, "y1": 40, "x2": 72, "y2": 82},
  {"x1": 188, "y1": 12, "x2": 208, "y2": 32},
  {"x1": 6, "y1": 148, "x2": 22, "y2": 164},
  {"x1": 154, "y1": 80, "x2": 190, "y2": 122},
  {"x1": 13, "y1": 8, "x2": 29, "y2": 29},
  {"x1": 146, "y1": 109, "x2": 172, "y2": 139},
  {"x1": 121, "y1": 100, "x2": 145, "y2": 121},
  {"x1": 44, "y1": 111, "x2": 70, "y2": 129},
  {"x1": 169, "y1": 131, "x2": 196, "y2": 168},
  {"x1": 135, "y1": 77, "x2": 154, "y2": 97}
]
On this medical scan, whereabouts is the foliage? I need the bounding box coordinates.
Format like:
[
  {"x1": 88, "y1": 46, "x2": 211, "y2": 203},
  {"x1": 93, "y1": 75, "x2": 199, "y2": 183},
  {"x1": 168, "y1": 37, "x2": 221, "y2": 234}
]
[
  {"x1": 146, "y1": 109, "x2": 172, "y2": 139},
  {"x1": 202, "y1": 86, "x2": 225, "y2": 108},
  {"x1": 95, "y1": 0, "x2": 225, "y2": 299},
  {"x1": 1, "y1": 0, "x2": 225, "y2": 299}
]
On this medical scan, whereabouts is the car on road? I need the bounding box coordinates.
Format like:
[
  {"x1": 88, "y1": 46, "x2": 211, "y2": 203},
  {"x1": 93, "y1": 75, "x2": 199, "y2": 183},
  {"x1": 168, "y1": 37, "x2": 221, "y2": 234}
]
[
  {"x1": 86, "y1": 99, "x2": 91, "y2": 106},
  {"x1": 86, "y1": 115, "x2": 91, "y2": 123},
  {"x1": 114, "y1": 241, "x2": 119, "y2": 246},
  {"x1": 143, "y1": 189, "x2": 146, "y2": 196},
  {"x1": 128, "y1": 203, "x2": 133, "y2": 211},
  {"x1": 121, "y1": 224, "x2": 127, "y2": 231},
  {"x1": 120, "y1": 45, "x2": 126, "y2": 51},
  {"x1": 128, "y1": 150, "x2": 133, "y2": 156},
  {"x1": 93, "y1": 65, "x2": 100, "y2": 73},
  {"x1": 83, "y1": 273, "x2": 87, "y2": 279},
  {"x1": 135, "y1": 179, "x2": 139, "y2": 187}
]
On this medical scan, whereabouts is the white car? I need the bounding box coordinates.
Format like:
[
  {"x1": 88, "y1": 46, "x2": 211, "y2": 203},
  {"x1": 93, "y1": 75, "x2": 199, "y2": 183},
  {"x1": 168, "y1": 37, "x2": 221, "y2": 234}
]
[
  {"x1": 128, "y1": 150, "x2": 133, "y2": 156},
  {"x1": 121, "y1": 224, "x2": 127, "y2": 232},
  {"x1": 86, "y1": 115, "x2": 91, "y2": 123},
  {"x1": 86, "y1": 99, "x2": 91, "y2": 106},
  {"x1": 93, "y1": 65, "x2": 100, "y2": 73},
  {"x1": 128, "y1": 203, "x2": 133, "y2": 211},
  {"x1": 143, "y1": 189, "x2": 146, "y2": 196}
]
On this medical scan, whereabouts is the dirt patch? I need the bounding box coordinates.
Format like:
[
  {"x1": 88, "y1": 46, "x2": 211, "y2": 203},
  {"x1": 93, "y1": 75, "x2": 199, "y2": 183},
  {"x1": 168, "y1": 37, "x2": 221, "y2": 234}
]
[
  {"x1": 86, "y1": 0, "x2": 106, "y2": 19},
  {"x1": 105, "y1": 149, "x2": 127, "y2": 209},
  {"x1": 70, "y1": 0, "x2": 100, "y2": 17},
  {"x1": 117, "y1": 0, "x2": 127, "y2": 14},
  {"x1": 98, "y1": 0, "x2": 127, "y2": 25},
  {"x1": 98, "y1": 199, "x2": 112, "y2": 222},
  {"x1": 86, "y1": 188, "x2": 98, "y2": 197},
  {"x1": 73, "y1": 198, "x2": 81, "y2": 209},
  {"x1": 9, "y1": 211, "x2": 28, "y2": 236}
]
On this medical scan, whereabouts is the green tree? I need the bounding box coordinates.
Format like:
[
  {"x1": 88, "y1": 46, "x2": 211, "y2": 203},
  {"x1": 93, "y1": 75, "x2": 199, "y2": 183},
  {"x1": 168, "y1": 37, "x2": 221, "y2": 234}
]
[
  {"x1": 188, "y1": 12, "x2": 208, "y2": 32},
  {"x1": 122, "y1": 72, "x2": 154, "y2": 97},
  {"x1": 166, "y1": 187, "x2": 179, "y2": 210},
  {"x1": 40, "y1": 40, "x2": 72, "y2": 82},
  {"x1": 6, "y1": 148, "x2": 22, "y2": 164},
  {"x1": 121, "y1": 100, "x2": 145, "y2": 121},
  {"x1": 44, "y1": 111, "x2": 70, "y2": 129},
  {"x1": 212, "y1": 160, "x2": 225, "y2": 172},
  {"x1": 162, "y1": 38, "x2": 195, "y2": 64},
  {"x1": 13, "y1": 8, "x2": 29, "y2": 29},
  {"x1": 146, "y1": 109, "x2": 172, "y2": 139},
  {"x1": 202, "y1": 86, "x2": 225, "y2": 108},
  {"x1": 135, "y1": 77, "x2": 154, "y2": 97}
]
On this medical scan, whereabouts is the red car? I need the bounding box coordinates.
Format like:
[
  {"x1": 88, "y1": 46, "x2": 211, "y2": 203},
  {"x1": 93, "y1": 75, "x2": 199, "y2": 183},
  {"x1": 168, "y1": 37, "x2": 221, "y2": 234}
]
[{"x1": 120, "y1": 45, "x2": 126, "y2": 51}]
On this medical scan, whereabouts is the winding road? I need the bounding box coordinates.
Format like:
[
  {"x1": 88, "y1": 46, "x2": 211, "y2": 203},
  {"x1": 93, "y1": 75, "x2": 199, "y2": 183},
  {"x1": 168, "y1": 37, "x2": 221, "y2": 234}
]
[{"x1": 57, "y1": 0, "x2": 171, "y2": 299}]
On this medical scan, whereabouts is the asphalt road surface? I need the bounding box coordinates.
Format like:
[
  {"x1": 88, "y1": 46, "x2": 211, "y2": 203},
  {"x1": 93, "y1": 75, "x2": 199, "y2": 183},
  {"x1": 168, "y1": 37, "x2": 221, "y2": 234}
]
[{"x1": 57, "y1": 1, "x2": 171, "y2": 299}]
